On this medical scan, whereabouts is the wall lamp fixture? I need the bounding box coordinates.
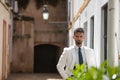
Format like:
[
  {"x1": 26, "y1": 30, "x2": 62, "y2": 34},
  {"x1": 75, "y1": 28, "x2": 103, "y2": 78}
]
[
  {"x1": 42, "y1": 5, "x2": 49, "y2": 20},
  {"x1": 42, "y1": 4, "x2": 68, "y2": 25}
]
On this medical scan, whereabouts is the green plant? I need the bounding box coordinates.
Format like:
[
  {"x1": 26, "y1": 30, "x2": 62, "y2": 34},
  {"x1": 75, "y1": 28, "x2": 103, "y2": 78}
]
[{"x1": 66, "y1": 61, "x2": 120, "y2": 80}]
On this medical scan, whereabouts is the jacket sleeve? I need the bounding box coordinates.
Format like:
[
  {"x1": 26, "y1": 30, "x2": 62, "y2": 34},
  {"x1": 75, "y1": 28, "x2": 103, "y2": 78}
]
[
  {"x1": 90, "y1": 49, "x2": 97, "y2": 67},
  {"x1": 56, "y1": 48, "x2": 69, "y2": 79},
  {"x1": 84, "y1": 47, "x2": 97, "y2": 68}
]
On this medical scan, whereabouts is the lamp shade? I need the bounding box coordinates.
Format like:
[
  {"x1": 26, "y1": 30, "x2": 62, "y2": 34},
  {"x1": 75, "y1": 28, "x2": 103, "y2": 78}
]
[{"x1": 42, "y1": 5, "x2": 49, "y2": 20}]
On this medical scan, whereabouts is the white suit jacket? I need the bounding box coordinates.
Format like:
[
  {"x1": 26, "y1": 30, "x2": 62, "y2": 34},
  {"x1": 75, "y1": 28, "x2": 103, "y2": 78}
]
[{"x1": 57, "y1": 46, "x2": 96, "y2": 80}]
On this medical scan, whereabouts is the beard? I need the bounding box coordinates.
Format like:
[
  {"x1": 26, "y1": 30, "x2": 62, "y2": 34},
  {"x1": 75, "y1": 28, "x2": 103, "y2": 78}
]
[{"x1": 75, "y1": 40, "x2": 82, "y2": 45}]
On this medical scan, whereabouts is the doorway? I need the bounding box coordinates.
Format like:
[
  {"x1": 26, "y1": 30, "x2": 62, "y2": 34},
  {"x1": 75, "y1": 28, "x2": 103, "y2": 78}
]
[{"x1": 34, "y1": 44, "x2": 59, "y2": 73}]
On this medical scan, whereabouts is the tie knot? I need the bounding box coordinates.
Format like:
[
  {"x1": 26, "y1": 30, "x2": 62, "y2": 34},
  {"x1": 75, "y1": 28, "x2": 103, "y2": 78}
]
[
  {"x1": 78, "y1": 48, "x2": 81, "y2": 53},
  {"x1": 78, "y1": 47, "x2": 81, "y2": 50}
]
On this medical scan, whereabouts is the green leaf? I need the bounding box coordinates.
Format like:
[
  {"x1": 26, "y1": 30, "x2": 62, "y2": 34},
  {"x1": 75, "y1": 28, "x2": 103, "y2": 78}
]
[{"x1": 66, "y1": 61, "x2": 120, "y2": 80}]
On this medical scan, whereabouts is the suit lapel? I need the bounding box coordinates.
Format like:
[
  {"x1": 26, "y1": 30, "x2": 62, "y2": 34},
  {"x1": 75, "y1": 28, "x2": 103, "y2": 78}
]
[
  {"x1": 70, "y1": 46, "x2": 76, "y2": 68},
  {"x1": 83, "y1": 46, "x2": 89, "y2": 68}
]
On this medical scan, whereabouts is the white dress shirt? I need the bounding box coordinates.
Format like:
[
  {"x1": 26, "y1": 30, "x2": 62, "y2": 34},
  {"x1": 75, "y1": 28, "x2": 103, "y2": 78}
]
[{"x1": 74, "y1": 46, "x2": 87, "y2": 66}]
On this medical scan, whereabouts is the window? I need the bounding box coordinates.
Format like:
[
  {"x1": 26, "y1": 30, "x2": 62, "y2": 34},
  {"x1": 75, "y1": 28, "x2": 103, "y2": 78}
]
[
  {"x1": 84, "y1": 22, "x2": 88, "y2": 46},
  {"x1": 90, "y1": 16, "x2": 94, "y2": 49},
  {"x1": 101, "y1": 4, "x2": 108, "y2": 61}
]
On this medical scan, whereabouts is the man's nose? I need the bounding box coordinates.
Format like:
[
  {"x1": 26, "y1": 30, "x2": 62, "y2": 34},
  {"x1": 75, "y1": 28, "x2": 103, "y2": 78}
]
[{"x1": 78, "y1": 37, "x2": 81, "y2": 39}]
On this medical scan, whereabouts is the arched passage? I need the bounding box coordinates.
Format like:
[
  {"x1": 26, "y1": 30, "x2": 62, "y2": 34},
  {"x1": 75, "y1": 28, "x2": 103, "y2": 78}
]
[{"x1": 34, "y1": 44, "x2": 59, "y2": 73}]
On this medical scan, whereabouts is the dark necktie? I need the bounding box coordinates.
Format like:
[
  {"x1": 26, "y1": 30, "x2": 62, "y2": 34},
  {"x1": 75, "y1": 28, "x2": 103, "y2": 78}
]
[{"x1": 78, "y1": 48, "x2": 83, "y2": 65}]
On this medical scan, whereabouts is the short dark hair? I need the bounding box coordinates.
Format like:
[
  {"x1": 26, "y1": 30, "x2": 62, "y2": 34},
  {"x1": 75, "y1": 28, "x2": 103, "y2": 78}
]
[{"x1": 74, "y1": 28, "x2": 84, "y2": 35}]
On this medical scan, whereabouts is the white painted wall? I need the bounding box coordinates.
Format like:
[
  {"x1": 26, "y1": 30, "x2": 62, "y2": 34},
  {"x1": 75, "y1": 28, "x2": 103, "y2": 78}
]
[
  {"x1": 68, "y1": 0, "x2": 120, "y2": 67},
  {"x1": 107, "y1": 0, "x2": 119, "y2": 67}
]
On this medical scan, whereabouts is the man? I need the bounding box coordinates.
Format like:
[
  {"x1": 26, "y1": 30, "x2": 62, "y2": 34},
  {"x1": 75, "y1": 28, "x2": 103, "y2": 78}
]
[{"x1": 57, "y1": 28, "x2": 96, "y2": 80}]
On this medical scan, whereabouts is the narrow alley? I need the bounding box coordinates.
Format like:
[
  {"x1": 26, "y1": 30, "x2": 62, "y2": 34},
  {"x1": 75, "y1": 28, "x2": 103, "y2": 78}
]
[{"x1": 0, "y1": 0, "x2": 120, "y2": 80}]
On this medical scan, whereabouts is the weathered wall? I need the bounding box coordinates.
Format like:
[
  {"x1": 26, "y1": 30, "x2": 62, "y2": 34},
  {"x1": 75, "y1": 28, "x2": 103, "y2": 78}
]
[
  {"x1": 12, "y1": 0, "x2": 68, "y2": 72},
  {"x1": 0, "y1": 1, "x2": 12, "y2": 79},
  {"x1": 12, "y1": 21, "x2": 34, "y2": 72}
]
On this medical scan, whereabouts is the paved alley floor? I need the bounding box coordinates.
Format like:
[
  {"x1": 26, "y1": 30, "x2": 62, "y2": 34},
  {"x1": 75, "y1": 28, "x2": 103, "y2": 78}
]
[{"x1": 7, "y1": 73, "x2": 63, "y2": 80}]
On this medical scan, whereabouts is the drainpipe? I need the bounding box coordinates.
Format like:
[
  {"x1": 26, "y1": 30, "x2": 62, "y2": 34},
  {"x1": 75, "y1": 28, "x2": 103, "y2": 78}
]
[{"x1": 107, "y1": 0, "x2": 119, "y2": 67}]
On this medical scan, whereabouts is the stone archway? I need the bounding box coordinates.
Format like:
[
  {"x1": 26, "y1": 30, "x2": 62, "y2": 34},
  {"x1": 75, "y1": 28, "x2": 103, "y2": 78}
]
[{"x1": 34, "y1": 44, "x2": 59, "y2": 73}]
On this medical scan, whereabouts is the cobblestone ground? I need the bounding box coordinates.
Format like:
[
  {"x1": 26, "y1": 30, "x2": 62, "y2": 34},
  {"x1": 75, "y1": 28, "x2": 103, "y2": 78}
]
[{"x1": 7, "y1": 73, "x2": 63, "y2": 80}]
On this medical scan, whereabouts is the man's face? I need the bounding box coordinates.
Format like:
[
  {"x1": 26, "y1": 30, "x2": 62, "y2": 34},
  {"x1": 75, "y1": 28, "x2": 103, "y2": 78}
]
[{"x1": 73, "y1": 32, "x2": 84, "y2": 45}]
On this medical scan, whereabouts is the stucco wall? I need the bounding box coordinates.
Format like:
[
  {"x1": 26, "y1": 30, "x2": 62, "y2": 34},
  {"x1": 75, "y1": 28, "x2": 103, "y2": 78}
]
[
  {"x1": 0, "y1": 1, "x2": 12, "y2": 79},
  {"x1": 70, "y1": 0, "x2": 120, "y2": 67},
  {"x1": 12, "y1": 0, "x2": 68, "y2": 72},
  {"x1": 12, "y1": 21, "x2": 34, "y2": 72},
  {"x1": 80, "y1": 0, "x2": 108, "y2": 67},
  {"x1": 69, "y1": 0, "x2": 108, "y2": 67}
]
